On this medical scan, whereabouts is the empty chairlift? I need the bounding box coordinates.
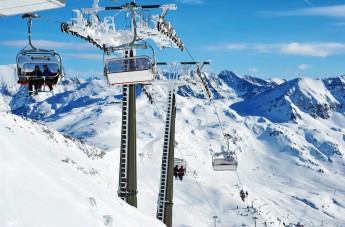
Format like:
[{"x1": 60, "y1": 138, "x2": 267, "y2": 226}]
[
  {"x1": 104, "y1": 56, "x2": 154, "y2": 85},
  {"x1": 212, "y1": 152, "x2": 238, "y2": 171},
  {"x1": 212, "y1": 133, "x2": 238, "y2": 171}
]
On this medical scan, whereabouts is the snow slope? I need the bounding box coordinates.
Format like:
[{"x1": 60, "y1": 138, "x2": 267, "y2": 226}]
[
  {"x1": 0, "y1": 111, "x2": 164, "y2": 227},
  {"x1": 1, "y1": 65, "x2": 345, "y2": 226}
]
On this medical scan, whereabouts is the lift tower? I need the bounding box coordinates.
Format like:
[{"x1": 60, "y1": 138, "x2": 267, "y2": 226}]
[
  {"x1": 61, "y1": 0, "x2": 185, "y2": 215},
  {"x1": 156, "y1": 84, "x2": 177, "y2": 227},
  {"x1": 118, "y1": 49, "x2": 138, "y2": 206},
  {"x1": 155, "y1": 62, "x2": 209, "y2": 227}
]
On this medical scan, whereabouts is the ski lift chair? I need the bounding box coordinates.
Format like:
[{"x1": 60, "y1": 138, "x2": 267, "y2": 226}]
[
  {"x1": 174, "y1": 158, "x2": 186, "y2": 169},
  {"x1": 104, "y1": 56, "x2": 154, "y2": 85},
  {"x1": 212, "y1": 153, "x2": 238, "y2": 171},
  {"x1": 16, "y1": 50, "x2": 63, "y2": 90},
  {"x1": 174, "y1": 158, "x2": 187, "y2": 176},
  {"x1": 16, "y1": 13, "x2": 64, "y2": 92}
]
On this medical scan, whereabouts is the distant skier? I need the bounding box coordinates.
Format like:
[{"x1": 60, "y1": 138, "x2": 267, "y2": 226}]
[
  {"x1": 240, "y1": 189, "x2": 246, "y2": 202},
  {"x1": 173, "y1": 165, "x2": 179, "y2": 179},
  {"x1": 178, "y1": 166, "x2": 185, "y2": 181}
]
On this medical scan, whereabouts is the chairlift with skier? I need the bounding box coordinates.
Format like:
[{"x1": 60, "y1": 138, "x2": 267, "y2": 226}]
[{"x1": 16, "y1": 13, "x2": 64, "y2": 93}]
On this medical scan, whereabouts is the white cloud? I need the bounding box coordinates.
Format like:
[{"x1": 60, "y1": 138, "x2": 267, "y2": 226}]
[
  {"x1": 207, "y1": 42, "x2": 345, "y2": 57},
  {"x1": 271, "y1": 5, "x2": 345, "y2": 18},
  {"x1": 298, "y1": 64, "x2": 311, "y2": 70},
  {"x1": 208, "y1": 44, "x2": 246, "y2": 51},
  {"x1": 249, "y1": 68, "x2": 258, "y2": 73},
  {"x1": 179, "y1": 0, "x2": 203, "y2": 4},
  {"x1": 287, "y1": 43, "x2": 336, "y2": 57},
  {"x1": 332, "y1": 21, "x2": 345, "y2": 26},
  {"x1": 278, "y1": 42, "x2": 342, "y2": 57},
  {"x1": 1, "y1": 40, "x2": 91, "y2": 50},
  {"x1": 226, "y1": 44, "x2": 247, "y2": 50},
  {"x1": 65, "y1": 69, "x2": 103, "y2": 78},
  {"x1": 64, "y1": 53, "x2": 103, "y2": 60}
]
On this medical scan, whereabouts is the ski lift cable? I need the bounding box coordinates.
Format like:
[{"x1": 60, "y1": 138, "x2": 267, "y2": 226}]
[
  {"x1": 211, "y1": 101, "x2": 226, "y2": 139},
  {"x1": 144, "y1": 81, "x2": 224, "y2": 226},
  {"x1": 235, "y1": 169, "x2": 258, "y2": 227},
  {"x1": 20, "y1": 43, "x2": 30, "y2": 52},
  {"x1": 112, "y1": 9, "x2": 125, "y2": 19},
  {"x1": 138, "y1": 68, "x2": 223, "y2": 223},
  {"x1": 37, "y1": 15, "x2": 65, "y2": 24},
  {"x1": 184, "y1": 44, "x2": 251, "y2": 208},
  {"x1": 33, "y1": 4, "x2": 245, "y2": 223},
  {"x1": 184, "y1": 46, "x2": 196, "y2": 62},
  {"x1": 184, "y1": 46, "x2": 227, "y2": 141},
  {"x1": 175, "y1": 145, "x2": 225, "y2": 227},
  {"x1": 304, "y1": 0, "x2": 314, "y2": 6},
  {"x1": 109, "y1": 0, "x2": 122, "y2": 6},
  {"x1": 144, "y1": 67, "x2": 246, "y2": 226},
  {"x1": 235, "y1": 170, "x2": 249, "y2": 207}
]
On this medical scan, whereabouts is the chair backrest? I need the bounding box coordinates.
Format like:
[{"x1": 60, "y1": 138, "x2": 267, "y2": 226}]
[
  {"x1": 212, "y1": 156, "x2": 238, "y2": 171},
  {"x1": 105, "y1": 56, "x2": 154, "y2": 85},
  {"x1": 18, "y1": 69, "x2": 60, "y2": 85}
]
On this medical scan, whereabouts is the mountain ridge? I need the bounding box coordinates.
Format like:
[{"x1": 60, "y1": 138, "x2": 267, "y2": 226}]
[{"x1": 1, "y1": 64, "x2": 345, "y2": 226}]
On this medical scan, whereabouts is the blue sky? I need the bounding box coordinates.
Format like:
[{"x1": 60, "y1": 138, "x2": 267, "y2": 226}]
[{"x1": 1, "y1": 0, "x2": 345, "y2": 79}]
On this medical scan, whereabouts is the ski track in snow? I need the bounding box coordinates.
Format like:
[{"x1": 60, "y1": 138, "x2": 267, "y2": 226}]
[{"x1": 1, "y1": 65, "x2": 345, "y2": 226}]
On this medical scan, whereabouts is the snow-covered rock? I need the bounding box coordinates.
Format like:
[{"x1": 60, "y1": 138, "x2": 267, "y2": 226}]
[{"x1": 231, "y1": 77, "x2": 341, "y2": 122}]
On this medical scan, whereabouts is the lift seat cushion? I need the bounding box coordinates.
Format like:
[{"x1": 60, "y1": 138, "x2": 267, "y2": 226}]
[{"x1": 18, "y1": 72, "x2": 59, "y2": 85}]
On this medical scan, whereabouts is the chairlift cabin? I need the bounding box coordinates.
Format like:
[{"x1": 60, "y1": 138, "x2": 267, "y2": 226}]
[
  {"x1": 174, "y1": 158, "x2": 187, "y2": 176},
  {"x1": 174, "y1": 158, "x2": 186, "y2": 169},
  {"x1": 16, "y1": 13, "x2": 64, "y2": 91},
  {"x1": 16, "y1": 50, "x2": 63, "y2": 87},
  {"x1": 104, "y1": 56, "x2": 154, "y2": 85},
  {"x1": 212, "y1": 153, "x2": 238, "y2": 171}
]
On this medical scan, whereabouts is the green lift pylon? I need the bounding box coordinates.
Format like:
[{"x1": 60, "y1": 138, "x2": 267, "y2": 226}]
[
  {"x1": 118, "y1": 49, "x2": 137, "y2": 207},
  {"x1": 157, "y1": 86, "x2": 177, "y2": 227}
]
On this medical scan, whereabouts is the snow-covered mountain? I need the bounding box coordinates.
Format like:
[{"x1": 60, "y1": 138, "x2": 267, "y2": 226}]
[
  {"x1": 231, "y1": 77, "x2": 342, "y2": 123},
  {"x1": 0, "y1": 111, "x2": 163, "y2": 227},
  {"x1": 1, "y1": 64, "x2": 345, "y2": 227}
]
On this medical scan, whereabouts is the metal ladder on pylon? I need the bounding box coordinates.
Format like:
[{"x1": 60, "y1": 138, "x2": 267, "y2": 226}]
[
  {"x1": 118, "y1": 84, "x2": 129, "y2": 200},
  {"x1": 140, "y1": 84, "x2": 154, "y2": 104},
  {"x1": 156, "y1": 85, "x2": 176, "y2": 223},
  {"x1": 196, "y1": 66, "x2": 212, "y2": 100}
]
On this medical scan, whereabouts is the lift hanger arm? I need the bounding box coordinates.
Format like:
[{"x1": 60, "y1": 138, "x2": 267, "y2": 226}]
[
  {"x1": 156, "y1": 61, "x2": 210, "y2": 66},
  {"x1": 105, "y1": 5, "x2": 162, "y2": 10}
]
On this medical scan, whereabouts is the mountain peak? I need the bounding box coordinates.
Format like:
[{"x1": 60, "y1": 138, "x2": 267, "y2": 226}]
[
  {"x1": 231, "y1": 76, "x2": 341, "y2": 122},
  {"x1": 1, "y1": 64, "x2": 345, "y2": 226}
]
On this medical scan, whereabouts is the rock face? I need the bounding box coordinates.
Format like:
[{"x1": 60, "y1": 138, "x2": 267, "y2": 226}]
[
  {"x1": 231, "y1": 77, "x2": 341, "y2": 122},
  {"x1": 177, "y1": 71, "x2": 343, "y2": 122},
  {"x1": 177, "y1": 70, "x2": 278, "y2": 100}
]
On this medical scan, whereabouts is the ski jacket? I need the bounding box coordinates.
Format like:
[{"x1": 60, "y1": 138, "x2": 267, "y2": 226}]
[
  {"x1": 30, "y1": 70, "x2": 43, "y2": 77},
  {"x1": 43, "y1": 69, "x2": 52, "y2": 77}
]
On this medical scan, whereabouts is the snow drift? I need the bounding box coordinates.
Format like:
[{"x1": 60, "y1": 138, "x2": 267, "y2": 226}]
[{"x1": 0, "y1": 111, "x2": 164, "y2": 227}]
